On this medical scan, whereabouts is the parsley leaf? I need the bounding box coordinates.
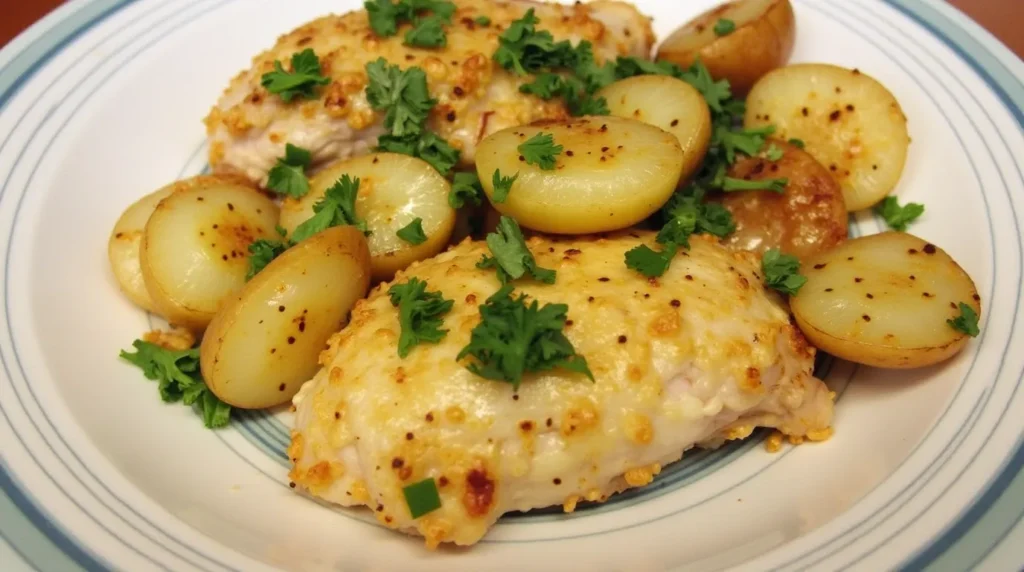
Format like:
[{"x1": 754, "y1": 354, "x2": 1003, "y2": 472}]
[
  {"x1": 519, "y1": 72, "x2": 565, "y2": 99},
  {"x1": 788, "y1": 138, "x2": 806, "y2": 149},
  {"x1": 119, "y1": 341, "x2": 231, "y2": 429},
  {"x1": 722, "y1": 176, "x2": 789, "y2": 193},
  {"x1": 761, "y1": 248, "x2": 807, "y2": 295},
  {"x1": 449, "y1": 172, "x2": 484, "y2": 208},
  {"x1": 874, "y1": 196, "x2": 925, "y2": 232},
  {"x1": 477, "y1": 216, "x2": 555, "y2": 284},
  {"x1": 457, "y1": 284, "x2": 592, "y2": 390},
  {"x1": 765, "y1": 144, "x2": 784, "y2": 161},
  {"x1": 377, "y1": 132, "x2": 461, "y2": 175},
  {"x1": 947, "y1": 302, "x2": 980, "y2": 337},
  {"x1": 261, "y1": 49, "x2": 331, "y2": 102},
  {"x1": 290, "y1": 174, "x2": 368, "y2": 243},
  {"x1": 403, "y1": 478, "x2": 442, "y2": 519},
  {"x1": 625, "y1": 243, "x2": 677, "y2": 278},
  {"x1": 493, "y1": 9, "x2": 575, "y2": 76},
  {"x1": 388, "y1": 278, "x2": 454, "y2": 357},
  {"x1": 365, "y1": 58, "x2": 437, "y2": 138},
  {"x1": 266, "y1": 143, "x2": 313, "y2": 198},
  {"x1": 518, "y1": 132, "x2": 562, "y2": 170},
  {"x1": 365, "y1": 0, "x2": 455, "y2": 39},
  {"x1": 365, "y1": 0, "x2": 404, "y2": 36},
  {"x1": 246, "y1": 239, "x2": 287, "y2": 280},
  {"x1": 713, "y1": 19, "x2": 736, "y2": 36},
  {"x1": 519, "y1": 73, "x2": 609, "y2": 116},
  {"x1": 474, "y1": 16, "x2": 491, "y2": 26},
  {"x1": 405, "y1": 15, "x2": 447, "y2": 48},
  {"x1": 717, "y1": 124, "x2": 775, "y2": 163},
  {"x1": 491, "y1": 169, "x2": 519, "y2": 203},
  {"x1": 396, "y1": 217, "x2": 428, "y2": 245}
]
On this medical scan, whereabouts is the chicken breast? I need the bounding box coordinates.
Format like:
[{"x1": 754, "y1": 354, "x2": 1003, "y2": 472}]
[
  {"x1": 289, "y1": 232, "x2": 835, "y2": 548},
  {"x1": 205, "y1": 0, "x2": 655, "y2": 184}
]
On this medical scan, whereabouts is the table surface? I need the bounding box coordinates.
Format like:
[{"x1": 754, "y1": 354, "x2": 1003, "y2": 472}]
[{"x1": 1, "y1": 1, "x2": 1022, "y2": 59}]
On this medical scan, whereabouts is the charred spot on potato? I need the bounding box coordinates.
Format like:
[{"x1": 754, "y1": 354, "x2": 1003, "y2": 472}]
[{"x1": 463, "y1": 468, "x2": 495, "y2": 517}]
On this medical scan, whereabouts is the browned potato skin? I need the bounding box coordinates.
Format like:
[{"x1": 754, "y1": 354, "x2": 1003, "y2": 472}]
[
  {"x1": 657, "y1": 0, "x2": 795, "y2": 96},
  {"x1": 710, "y1": 140, "x2": 848, "y2": 259}
]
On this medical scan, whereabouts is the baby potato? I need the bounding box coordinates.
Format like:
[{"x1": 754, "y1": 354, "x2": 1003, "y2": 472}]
[
  {"x1": 657, "y1": 0, "x2": 795, "y2": 95},
  {"x1": 201, "y1": 226, "x2": 371, "y2": 409},
  {"x1": 710, "y1": 140, "x2": 847, "y2": 259},
  {"x1": 790, "y1": 232, "x2": 981, "y2": 369},
  {"x1": 745, "y1": 64, "x2": 911, "y2": 211},
  {"x1": 280, "y1": 153, "x2": 455, "y2": 282},
  {"x1": 141, "y1": 181, "x2": 279, "y2": 331},
  {"x1": 108, "y1": 175, "x2": 253, "y2": 313},
  {"x1": 475, "y1": 117, "x2": 684, "y2": 234},
  {"x1": 597, "y1": 75, "x2": 712, "y2": 181}
]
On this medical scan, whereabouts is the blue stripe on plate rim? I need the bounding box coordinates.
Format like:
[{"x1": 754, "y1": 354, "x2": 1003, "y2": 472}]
[{"x1": 0, "y1": 0, "x2": 1019, "y2": 570}]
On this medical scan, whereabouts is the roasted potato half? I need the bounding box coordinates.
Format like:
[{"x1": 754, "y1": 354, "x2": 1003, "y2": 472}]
[
  {"x1": 475, "y1": 117, "x2": 684, "y2": 234},
  {"x1": 140, "y1": 181, "x2": 279, "y2": 331},
  {"x1": 711, "y1": 140, "x2": 847, "y2": 259},
  {"x1": 657, "y1": 0, "x2": 795, "y2": 95},
  {"x1": 791, "y1": 232, "x2": 981, "y2": 369},
  {"x1": 597, "y1": 75, "x2": 712, "y2": 182},
  {"x1": 201, "y1": 226, "x2": 372, "y2": 409},
  {"x1": 280, "y1": 153, "x2": 455, "y2": 282},
  {"x1": 745, "y1": 64, "x2": 911, "y2": 211}
]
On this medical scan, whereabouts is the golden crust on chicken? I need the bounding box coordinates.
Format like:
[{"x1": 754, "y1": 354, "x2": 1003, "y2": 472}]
[
  {"x1": 289, "y1": 232, "x2": 834, "y2": 548},
  {"x1": 205, "y1": 0, "x2": 655, "y2": 183}
]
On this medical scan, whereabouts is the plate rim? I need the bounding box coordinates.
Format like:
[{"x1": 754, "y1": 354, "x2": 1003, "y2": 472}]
[{"x1": 0, "y1": 0, "x2": 1021, "y2": 570}]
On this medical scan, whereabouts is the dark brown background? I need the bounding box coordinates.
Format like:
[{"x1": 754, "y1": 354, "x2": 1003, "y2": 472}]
[{"x1": 1, "y1": 1, "x2": 1022, "y2": 58}]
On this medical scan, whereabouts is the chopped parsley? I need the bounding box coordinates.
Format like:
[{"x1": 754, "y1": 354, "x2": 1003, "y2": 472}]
[
  {"x1": 765, "y1": 144, "x2": 784, "y2": 162},
  {"x1": 761, "y1": 248, "x2": 807, "y2": 295},
  {"x1": 388, "y1": 278, "x2": 454, "y2": 357},
  {"x1": 713, "y1": 19, "x2": 736, "y2": 36},
  {"x1": 874, "y1": 196, "x2": 925, "y2": 232},
  {"x1": 266, "y1": 143, "x2": 313, "y2": 198},
  {"x1": 457, "y1": 284, "x2": 592, "y2": 389},
  {"x1": 491, "y1": 169, "x2": 518, "y2": 203},
  {"x1": 378, "y1": 131, "x2": 461, "y2": 175},
  {"x1": 246, "y1": 239, "x2": 287, "y2": 280},
  {"x1": 474, "y1": 16, "x2": 491, "y2": 26},
  {"x1": 290, "y1": 174, "x2": 368, "y2": 243},
  {"x1": 365, "y1": 58, "x2": 436, "y2": 138},
  {"x1": 493, "y1": 9, "x2": 576, "y2": 76},
  {"x1": 947, "y1": 302, "x2": 980, "y2": 337},
  {"x1": 260, "y1": 49, "x2": 331, "y2": 102},
  {"x1": 402, "y1": 478, "x2": 442, "y2": 519},
  {"x1": 396, "y1": 217, "x2": 428, "y2": 245},
  {"x1": 365, "y1": 0, "x2": 456, "y2": 45},
  {"x1": 449, "y1": 172, "x2": 484, "y2": 208},
  {"x1": 477, "y1": 216, "x2": 555, "y2": 284},
  {"x1": 120, "y1": 341, "x2": 231, "y2": 429},
  {"x1": 722, "y1": 176, "x2": 789, "y2": 193},
  {"x1": 518, "y1": 132, "x2": 562, "y2": 170},
  {"x1": 405, "y1": 15, "x2": 448, "y2": 48},
  {"x1": 788, "y1": 138, "x2": 806, "y2": 149},
  {"x1": 625, "y1": 243, "x2": 677, "y2": 278}
]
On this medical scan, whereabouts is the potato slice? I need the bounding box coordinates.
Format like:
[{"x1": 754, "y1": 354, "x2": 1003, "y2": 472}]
[
  {"x1": 657, "y1": 0, "x2": 795, "y2": 95},
  {"x1": 475, "y1": 117, "x2": 684, "y2": 234},
  {"x1": 201, "y1": 226, "x2": 371, "y2": 409},
  {"x1": 109, "y1": 175, "x2": 253, "y2": 313},
  {"x1": 710, "y1": 140, "x2": 847, "y2": 259},
  {"x1": 141, "y1": 181, "x2": 279, "y2": 331},
  {"x1": 280, "y1": 153, "x2": 455, "y2": 282},
  {"x1": 790, "y1": 232, "x2": 981, "y2": 369},
  {"x1": 745, "y1": 64, "x2": 911, "y2": 211},
  {"x1": 597, "y1": 75, "x2": 711, "y2": 182}
]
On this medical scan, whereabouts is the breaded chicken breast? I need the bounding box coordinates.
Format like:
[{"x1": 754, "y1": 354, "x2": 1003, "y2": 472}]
[
  {"x1": 289, "y1": 232, "x2": 834, "y2": 548},
  {"x1": 205, "y1": 0, "x2": 654, "y2": 184}
]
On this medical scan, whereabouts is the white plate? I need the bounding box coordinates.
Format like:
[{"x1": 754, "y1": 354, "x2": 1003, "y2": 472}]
[{"x1": 1, "y1": 0, "x2": 1022, "y2": 570}]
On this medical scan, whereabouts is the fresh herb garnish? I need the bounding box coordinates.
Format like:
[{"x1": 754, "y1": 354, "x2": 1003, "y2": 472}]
[
  {"x1": 493, "y1": 9, "x2": 576, "y2": 76},
  {"x1": 405, "y1": 15, "x2": 448, "y2": 48},
  {"x1": 947, "y1": 302, "x2": 980, "y2": 337},
  {"x1": 713, "y1": 19, "x2": 736, "y2": 36},
  {"x1": 491, "y1": 169, "x2": 519, "y2": 203},
  {"x1": 518, "y1": 132, "x2": 562, "y2": 170},
  {"x1": 365, "y1": 0, "x2": 456, "y2": 43},
  {"x1": 402, "y1": 478, "x2": 443, "y2": 519},
  {"x1": 765, "y1": 144, "x2": 784, "y2": 161},
  {"x1": 874, "y1": 196, "x2": 925, "y2": 232},
  {"x1": 261, "y1": 49, "x2": 331, "y2": 102},
  {"x1": 761, "y1": 248, "x2": 807, "y2": 295},
  {"x1": 788, "y1": 138, "x2": 806, "y2": 149},
  {"x1": 366, "y1": 58, "x2": 437, "y2": 138},
  {"x1": 449, "y1": 172, "x2": 484, "y2": 209},
  {"x1": 396, "y1": 217, "x2": 428, "y2": 245},
  {"x1": 457, "y1": 284, "x2": 592, "y2": 389},
  {"x1": 388, "y1": 278, "x2": 454, "y2": 357},
  {"x1": 625, "y1": 243, "x2": 677, "y2": 278},
  {"x1": 474, "y1": 16, "x2": 491, "y2": 26},
  {"x1": 377, "y1": 131, "x2": 461, "y2": 175},
  {"x1": 722, "y1": 176, "x2": 789, "y2": 193},
  {"x1": 477, "y1": 216, "x2": 555, "y2": 284},
  {"x1": 290, "y1": 174, "x2": 368, "y2": 243},
  {"x1": 246, "y1": 239, "x2": 287, "y2": 280},
  {"x1": 266, "y1": 143, "x2": 313, "y2": 198},
  {"x1": 120, "y1": 341, "x2": 231, "y2": 429}
]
